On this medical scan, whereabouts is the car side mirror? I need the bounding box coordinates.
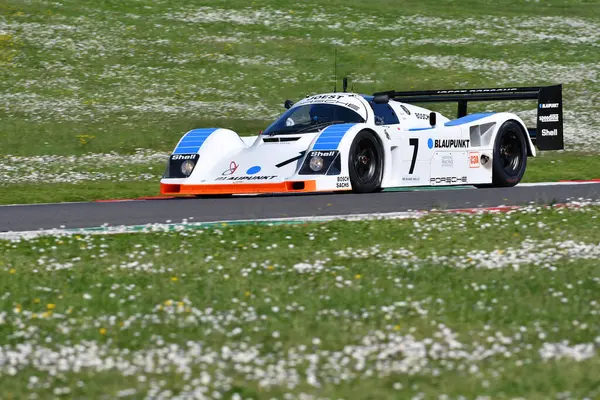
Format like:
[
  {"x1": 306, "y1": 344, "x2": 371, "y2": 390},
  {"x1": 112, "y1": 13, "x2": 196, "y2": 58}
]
[
  {"x1": 284, "y1": 100, "x2": 294, "y2": 109},
  {"x1": 373, "y1": 94, "x2": 390, "y2": 104},
  {"x1": 429, "y1": 112, "x2": 437, "y2": 126}
]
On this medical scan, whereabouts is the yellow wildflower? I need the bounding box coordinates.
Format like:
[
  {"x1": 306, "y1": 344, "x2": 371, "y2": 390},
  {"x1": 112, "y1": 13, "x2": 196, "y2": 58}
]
[
  {"x1": 99, "y1": 328, "x2": 107, "y2": 335},
  {"x1": 267, "y1": 265, "x2": 275, "y2": 271},
  {"x1": 9, "y1": 268, "x2": 16, "y2": 274},
  {"x1": 14, "y1": 304, "x2": 21, "y2": 313},
  {"x1": 354, "y1": 274, "x2": 362, "y2": 280},
  {"x1": 33, "y1": 298, "x2": 40, "y2": 304},
  {"x1": 164, "y1": 300, "x2": 173, "y2": 306},
  {"x1": 394, "y1": 325, "x2": 401, "y2": 331},
  {"x1": 170, "y1": 276, "x2": 178, "y2": 282},
  {"x1": 244, "y1": 291, "x2": 251, "y2": 297},
  {"x1": 47, "y1": 303, "x2": 56, "y2": 310}
]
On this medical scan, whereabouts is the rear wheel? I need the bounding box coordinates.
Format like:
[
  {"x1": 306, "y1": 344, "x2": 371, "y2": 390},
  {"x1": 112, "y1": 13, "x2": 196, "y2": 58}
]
[
  {"x1": 348, "y1": 130, "x2": 383, "y2": 193},
  {"x1": 491, "y1": 121, "x2": 528, "y2": 187}
]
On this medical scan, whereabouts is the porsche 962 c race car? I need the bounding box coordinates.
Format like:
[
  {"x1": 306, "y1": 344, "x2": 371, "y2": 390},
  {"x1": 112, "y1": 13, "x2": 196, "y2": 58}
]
[{"x1": 160, "y1": 84, "x2": 564, "y2": 196}]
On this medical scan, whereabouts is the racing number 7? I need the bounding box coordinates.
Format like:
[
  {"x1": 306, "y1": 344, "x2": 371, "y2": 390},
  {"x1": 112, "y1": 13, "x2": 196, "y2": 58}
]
[{"x1": 409, "y1": 138, "x2": 419, "y2": 174}]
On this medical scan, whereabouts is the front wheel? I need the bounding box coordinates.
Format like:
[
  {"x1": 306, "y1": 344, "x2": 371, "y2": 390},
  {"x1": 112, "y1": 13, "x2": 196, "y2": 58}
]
[
  {"x1": 491, "y1": 121, "x2": 528, "y2": 187},
  {"x1": 348, "y1": 130, "x2": 383, "y2": 193}
]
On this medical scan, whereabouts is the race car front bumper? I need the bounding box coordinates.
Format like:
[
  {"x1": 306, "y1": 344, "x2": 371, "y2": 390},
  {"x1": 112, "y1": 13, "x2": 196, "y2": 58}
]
[{"x1": 160, "y1": 180, "x2": 318, "y2": 195}]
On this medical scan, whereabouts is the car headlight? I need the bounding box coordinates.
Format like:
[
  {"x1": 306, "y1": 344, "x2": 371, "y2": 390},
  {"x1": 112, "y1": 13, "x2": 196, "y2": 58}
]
[
  {"x1": 309, "y1": 156, "x2": 324, "y2": 172},
  {"x1": 180, "y1": 160, "x2": 195, "y2": 176}
]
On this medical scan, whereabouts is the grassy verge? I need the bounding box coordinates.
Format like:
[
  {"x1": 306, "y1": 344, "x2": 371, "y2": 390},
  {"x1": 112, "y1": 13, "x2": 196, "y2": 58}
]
[
  {"x1": 1, "y1": 152, "x2": 599, "y2": 205},
  {"x1": 1, "y1": 205, "x2": 599, "y2": 398},
  {"x1": 1, "y1": 0, "x2": 599, "y2": 155},
  {"x1": 523, "y1": 152, "x2": 600, "y2": 182}
]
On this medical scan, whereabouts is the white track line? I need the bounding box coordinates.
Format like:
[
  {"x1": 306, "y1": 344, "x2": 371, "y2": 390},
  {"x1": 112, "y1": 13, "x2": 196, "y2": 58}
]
[{"x1": 517, "y1": 181, "x2": 600, "y2": 187}]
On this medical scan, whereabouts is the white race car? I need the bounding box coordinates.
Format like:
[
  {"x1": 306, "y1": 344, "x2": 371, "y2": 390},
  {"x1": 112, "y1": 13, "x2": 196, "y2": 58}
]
[{"x1": 160, "y1": 84, "x2": 563, "y2": 196}]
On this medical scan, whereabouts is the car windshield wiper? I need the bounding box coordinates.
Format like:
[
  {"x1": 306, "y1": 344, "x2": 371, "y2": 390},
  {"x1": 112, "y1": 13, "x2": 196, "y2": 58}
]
[{"x1": 294, "y1": 120, "x2": 346, "y2": 134}]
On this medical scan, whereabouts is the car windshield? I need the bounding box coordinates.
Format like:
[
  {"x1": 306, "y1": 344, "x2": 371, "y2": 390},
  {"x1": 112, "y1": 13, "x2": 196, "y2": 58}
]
[{"x1": 262, "y1": 104, "x2": 365, "y2": 135}]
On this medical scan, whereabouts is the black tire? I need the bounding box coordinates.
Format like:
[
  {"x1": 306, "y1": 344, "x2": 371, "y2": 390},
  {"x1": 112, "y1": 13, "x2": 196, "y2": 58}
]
[
  {"x1": 491, "y1": 121, "x2": 528, "y2": 187},
  {"x1": 348, "y1": 130, "x2": 383, "y2": 193}
]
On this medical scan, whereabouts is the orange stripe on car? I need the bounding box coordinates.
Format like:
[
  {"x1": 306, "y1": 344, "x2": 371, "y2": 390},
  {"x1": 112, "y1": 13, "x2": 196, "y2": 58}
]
[{"x1": 160, "y1": 181, "x2": 318, "y2": 195}]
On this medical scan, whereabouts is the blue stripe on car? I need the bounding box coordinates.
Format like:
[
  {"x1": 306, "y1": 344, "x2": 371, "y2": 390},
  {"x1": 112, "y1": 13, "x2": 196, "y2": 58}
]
[
  {"x1": 173, "y1": 128, "x2": 218, "y2": 154},
  {"x1": 444, "y1": 113, "x2": 495, "y2": 127},
  {"x1": 409, "y1": 127, "x2": 434, "y2": 131},
  {"x1": 312, "y1": 124, "x2": 356, "y2": 150}
]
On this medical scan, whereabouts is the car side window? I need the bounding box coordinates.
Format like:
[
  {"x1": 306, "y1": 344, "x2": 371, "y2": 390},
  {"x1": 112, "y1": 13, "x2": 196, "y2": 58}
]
[{"x1": 369, "y1": 102, "x2": 400, "y2": 125}]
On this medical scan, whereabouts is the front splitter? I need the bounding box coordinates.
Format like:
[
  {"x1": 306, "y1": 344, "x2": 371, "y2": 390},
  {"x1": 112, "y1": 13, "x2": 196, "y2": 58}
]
[{"x1": 160, "y1": 180, "x2": 318, "y2": 195}]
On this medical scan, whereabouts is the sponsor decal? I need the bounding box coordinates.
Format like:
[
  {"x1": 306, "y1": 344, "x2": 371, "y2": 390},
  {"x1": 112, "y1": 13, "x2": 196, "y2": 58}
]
[
  {"x1": 215, "y1": 175, "x2": 277, "y2": 181},
  {"x1": 469, "y1": 152, "x2": 480, "y2": 168},
  {"x1": 437, "y1": 88, "x2": 517, "y2": 94},
  {"x1": 336, "y1": 176, "x2": 350, "y2": 188},
  {"x1": 246, "y1": 166, "x2": 261, "y2": 175},
  {"x1": 541, "y1": 128, "x2": 558, "y2": 137},
  {"x1": 432, "y1": 139, "x2": 470, "y2": 149},
  {"x1": 539, "y1": 103, "x2": 559, "y2": 109},
  {"x1": 402, "y1": 176, "x2": 420, "y2": 182},
  {"x1": 306, "y1": 94, "x2": 347, "y2": 101},
  {"x1": 171, "y1": 154, "x2": 196, "y2": 161},
  {"x1": 301, "y1": 94, "x2": 362, "y2": 108},
  {"x1": 430, "y1": 176, "x2": 468, "y2": 185},
  {"x1": 539, "y1": 114, "x2": 560, "y2": 123},
  {"x1": 441, "y1": 154, "x2": 453, "y2": 168},
  {"x1": 310, "y1": 151, "x2": 336, "y2": 157},
  {"x1": 335, "y1": 176, "x2": 349, "y2": 187},
  {"x1": 415, "y1": 112, "x2": 428, "y2": 120},
  {"x1": 222, "y1": 161, "x2": 239, "y2": 176}
]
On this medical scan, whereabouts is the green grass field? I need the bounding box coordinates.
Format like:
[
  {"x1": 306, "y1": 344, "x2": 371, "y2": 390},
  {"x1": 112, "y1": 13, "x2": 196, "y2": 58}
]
[
  {"x1": 1, "y1": 205, "x2": 599, "y2": 398},
  {"x1": 1, "y1": 0, "x2": 600, "y2": 204},
  {"x1": 1, "y1": 2, "x2": 600, "y2": 396}
]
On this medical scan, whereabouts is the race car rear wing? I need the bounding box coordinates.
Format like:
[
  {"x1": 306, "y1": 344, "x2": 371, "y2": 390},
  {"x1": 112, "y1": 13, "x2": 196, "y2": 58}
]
[{"x1": 373, "y1": 85, "x2": 563, "y2": 150}]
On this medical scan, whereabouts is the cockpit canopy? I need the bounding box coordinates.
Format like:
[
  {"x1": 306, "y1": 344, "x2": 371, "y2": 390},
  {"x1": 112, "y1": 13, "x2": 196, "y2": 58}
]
[{"x1": 262, "y1": 104, "x2": 365, "y2": 136}]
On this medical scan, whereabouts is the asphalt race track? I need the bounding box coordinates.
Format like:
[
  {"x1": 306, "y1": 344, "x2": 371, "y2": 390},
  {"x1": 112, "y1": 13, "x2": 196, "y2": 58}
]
[{"x1": 1, "y1": 183, "x2": 600, "y2": 232}]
